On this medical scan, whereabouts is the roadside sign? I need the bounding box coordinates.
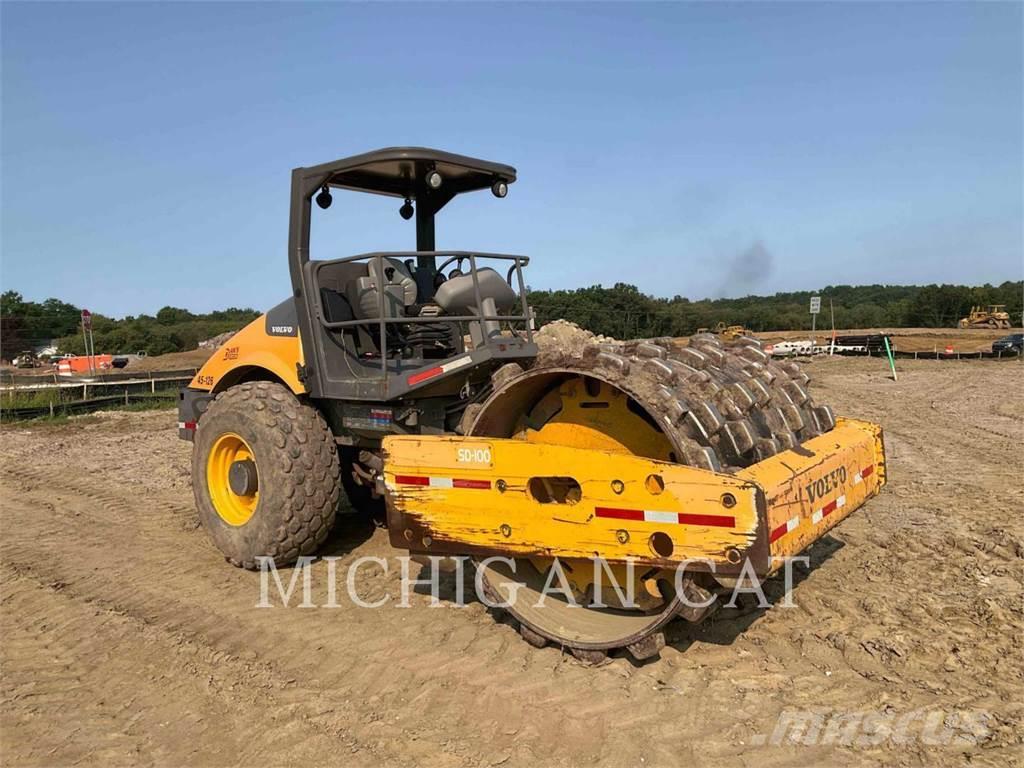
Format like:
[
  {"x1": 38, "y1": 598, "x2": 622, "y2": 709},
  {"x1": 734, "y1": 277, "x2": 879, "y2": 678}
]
[
  {"x1": 81, "y1": 309, "x2": 92, "y2": 330},
  {"x1": 809, "y1": 296, "x2": 821, "y2": 333}
]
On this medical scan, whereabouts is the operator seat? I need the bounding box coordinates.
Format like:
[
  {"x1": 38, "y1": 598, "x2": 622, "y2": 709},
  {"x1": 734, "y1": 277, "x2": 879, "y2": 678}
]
[
  {"x1": 345, "y1": 257, "x2": 459, "y2": 358},
  {"x1": 347, "y1": 257, "x2": 417, "y2": 319},
  {"x1": 434, "y1": 268, "x2": 518, "y2": 346}
]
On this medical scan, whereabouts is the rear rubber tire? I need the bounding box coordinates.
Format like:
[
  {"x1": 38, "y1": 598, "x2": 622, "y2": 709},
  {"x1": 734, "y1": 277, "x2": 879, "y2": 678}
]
[{"x1": 192, "y1": 381, "x2": 341, "y2": 569}]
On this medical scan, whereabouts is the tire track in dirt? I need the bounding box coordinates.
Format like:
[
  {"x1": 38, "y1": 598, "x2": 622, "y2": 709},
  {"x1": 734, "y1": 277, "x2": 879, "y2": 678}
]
[
  {"x1": 0, "y1": 567, "x2": 363, "y2": 767},
  {"x1": 2, "y1": 358, "x2": 1022, "y2": 766},
  {"x1": 0, "y1": 461, "x2": 688, "y2": 766}
]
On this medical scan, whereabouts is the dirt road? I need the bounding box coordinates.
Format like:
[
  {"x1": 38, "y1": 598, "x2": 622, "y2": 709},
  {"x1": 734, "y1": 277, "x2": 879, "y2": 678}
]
[{"x1": 2, "y1": 357, "x2": 1021, "y2": 767}]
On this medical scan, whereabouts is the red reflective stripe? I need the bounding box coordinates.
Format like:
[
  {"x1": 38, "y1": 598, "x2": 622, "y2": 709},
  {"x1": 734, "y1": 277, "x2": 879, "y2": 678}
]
[
  {"x1": 769, "y1": 523, "x2": 789, "y2": 542},
  {"x1": 407, "y1": 367, "x2": 443, "y2": 386},
  {"x1": 861, "y1": 464, "x2": 874, "y2": 478},
  {"x1": 678, "y1": 513, "x2": 736, "y2": 528},
  {"x1": 394, "y1": 475, "x2": 429, "y2": 486},
  {"x1": 453, "y1": 478, "x2": 491, "y2": 490},
  {"x1": 184, "y1": 421, "x2": 196, "y2": 430},
  {"x1": 595, "y1": 507, "x2": 645, "y2": 522},
  {"x1": 822, "y1": 499, "x2": 838, "y2": 516},
  {"x1": 595, "y1": 508, "x2": 736, "y2": 528}
]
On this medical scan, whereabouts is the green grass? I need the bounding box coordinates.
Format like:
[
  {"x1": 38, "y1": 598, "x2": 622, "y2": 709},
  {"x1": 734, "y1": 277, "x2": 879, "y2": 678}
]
[
  {"x1": 0, "y1": 389, "x2": 176, "y2": 424},
  {"x1": 118, "y1": 398, "x2": 177, "y2": 412},
  {"x1": 0, "y1": 413, "x2": 96, "y2": 429},
  {"x1": 0, "y1": 388, "x2": 63, "y2": 409}
]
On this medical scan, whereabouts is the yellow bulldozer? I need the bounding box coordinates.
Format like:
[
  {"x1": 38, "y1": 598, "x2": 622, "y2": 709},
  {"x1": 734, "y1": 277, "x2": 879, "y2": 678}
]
[
  {"x1": 180, "y1": 148, "x2": 886, "y2": 661},
  {"x1": 958, "y1": 305, "x2": 1011, "y2": 329},
  {"x1": 695, "y1": 321, "x2": 750, "y2": 340}
]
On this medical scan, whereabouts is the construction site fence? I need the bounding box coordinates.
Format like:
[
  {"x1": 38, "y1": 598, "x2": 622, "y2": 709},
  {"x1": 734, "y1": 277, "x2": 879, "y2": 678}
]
[
  {"x1": 847, "y1": 348, "x2": 1020, "y2": 361},
  {"x1": 0, "y1": 368, "x2": 199, "y2": 388},
  {"x1": 0, "y1": 391, "x2": 179, "y2": 422},
  {"x1": 0, "y1": 373, "x2": 195, "y2": 422}
]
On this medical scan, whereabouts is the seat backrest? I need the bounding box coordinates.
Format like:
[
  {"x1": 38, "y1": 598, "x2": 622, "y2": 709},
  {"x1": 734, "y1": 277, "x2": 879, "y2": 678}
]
[
  {"x1": 320, "y1": 287, "x2": 354, "y2": 324},
  {"x1": 370, "y1": 257, "x2": 417, "y2": 307},
  {"x1": 347, "y1": 257, "x2": 418, "y2": 319},
  {"x1": 434, "y1": 268, "x2": 517, "y2": 315},
  {"x1": 318, "y1": 260, "x2": 368, "y2": 295}
]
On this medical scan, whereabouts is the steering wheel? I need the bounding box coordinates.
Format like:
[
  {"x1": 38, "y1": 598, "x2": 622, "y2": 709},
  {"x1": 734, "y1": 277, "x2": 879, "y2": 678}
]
[
  {"x1": 436, "y1": 255, "x2": 468, "y2": 277},
  {"x1": 506, "y1": 256, "x2": 530, "y2": 287}
]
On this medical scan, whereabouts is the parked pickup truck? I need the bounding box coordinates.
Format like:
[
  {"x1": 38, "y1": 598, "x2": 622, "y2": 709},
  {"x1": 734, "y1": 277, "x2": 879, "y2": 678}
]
[{"x1": 992, "y1": 333, "x2": 1023, "y2": 355}]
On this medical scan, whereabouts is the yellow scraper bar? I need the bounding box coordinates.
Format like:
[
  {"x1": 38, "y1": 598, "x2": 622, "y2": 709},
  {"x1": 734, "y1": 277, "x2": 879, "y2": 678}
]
[
  {"x1": 382, "y1": 418, "x2": 885, "y2": 576},
  {"x1": 739, "y1": 417, "x2": 886, "y2": 568}
]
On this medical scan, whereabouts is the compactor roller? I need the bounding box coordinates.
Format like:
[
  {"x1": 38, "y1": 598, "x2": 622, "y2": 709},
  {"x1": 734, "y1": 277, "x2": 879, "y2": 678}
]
[
  {"x1": 181, "y1": 148, "x2": 886, "y2": 661},
  {"x1": 383, "y1": 323, "x2": 884, "y2": 660}
]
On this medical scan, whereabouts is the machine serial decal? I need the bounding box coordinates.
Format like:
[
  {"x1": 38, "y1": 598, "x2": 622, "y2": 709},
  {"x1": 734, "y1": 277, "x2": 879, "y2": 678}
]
[{"x1": 456, "y1": 446, "x2": 492, "y2": 466}]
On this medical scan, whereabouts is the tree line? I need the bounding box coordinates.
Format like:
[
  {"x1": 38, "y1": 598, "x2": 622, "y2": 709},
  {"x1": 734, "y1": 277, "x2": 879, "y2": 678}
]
[
  {"x1": 0, "y1": 291, "x2": 259, "y2": 359},
  {"x1": 527, "y1": 281, "x2": 1022, "y2": 339},
  {"x1": 1, "y1": 281, "x2": 1020, "y2": 360}
]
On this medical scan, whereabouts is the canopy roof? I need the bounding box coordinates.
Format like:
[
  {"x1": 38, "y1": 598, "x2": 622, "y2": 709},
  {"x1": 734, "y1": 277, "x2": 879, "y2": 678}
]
[{"x1": 297, "y1": 147, "x2": 516, "y2": 199}]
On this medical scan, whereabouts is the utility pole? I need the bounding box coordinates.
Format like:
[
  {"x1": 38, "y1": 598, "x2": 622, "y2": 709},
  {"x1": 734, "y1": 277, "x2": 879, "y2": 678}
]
[
  {"x1": 829, "y1": 298, "x2": 836, "y2": 355},
  {"x1": 88, "y1": 325, "x2": 96, "y2": 374},
  {"x1": 80, "y1": 316, "x2": 89, "y2": 361},
  {"x1": 80, "y1": 309, "x2": 93, "y2": 375}
]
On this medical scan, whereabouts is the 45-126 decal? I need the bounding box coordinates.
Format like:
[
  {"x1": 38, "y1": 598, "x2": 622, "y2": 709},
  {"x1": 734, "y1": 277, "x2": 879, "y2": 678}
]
[{"x1": 806, "y1": 466, "x2": 848, "y2": 504}]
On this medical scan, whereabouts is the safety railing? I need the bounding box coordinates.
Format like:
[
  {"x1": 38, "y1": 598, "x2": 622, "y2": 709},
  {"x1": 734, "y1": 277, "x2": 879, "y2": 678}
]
[{"x1": 311, "y1": 251, "x2": 534, "y2": 380}]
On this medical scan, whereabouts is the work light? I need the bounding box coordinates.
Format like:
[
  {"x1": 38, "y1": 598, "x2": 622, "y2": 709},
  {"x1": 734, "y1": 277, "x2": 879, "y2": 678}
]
[{"x1": 315, "y1": 186, "x2": 333, "y2": 209}]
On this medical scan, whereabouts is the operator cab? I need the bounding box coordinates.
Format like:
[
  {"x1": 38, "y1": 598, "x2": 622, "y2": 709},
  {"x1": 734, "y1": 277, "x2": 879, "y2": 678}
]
[{"x1": 288, "y1": 147, "x2": 536, "y2": 401}]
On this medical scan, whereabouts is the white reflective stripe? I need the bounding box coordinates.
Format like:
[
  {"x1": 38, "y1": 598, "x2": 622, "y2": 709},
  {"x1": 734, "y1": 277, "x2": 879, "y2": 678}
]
[
  {"x1": 786, "y1": 517, "x2": 800, "y2": 533},
  {"x1": 836, "y1": 494, "x2": 846, "y2": 508},
  {"x1": 440, "y1": 356, "x2": 473, "y2": 374},
  {"x1": 812, "y1": 510, "x2": 824, "y2": 524},
  {"x1": 644, "y1": 510, "x2": 679, "y2": 524},
  {"x1": 429, "y1": 477, "x2": 454, "y2": 488},
  {"x1": 177, "y1": 421, "x2": 186, "y2": 429},
  {"x1": 853, "y1": 472, "x2": 863, "y2": 484}
]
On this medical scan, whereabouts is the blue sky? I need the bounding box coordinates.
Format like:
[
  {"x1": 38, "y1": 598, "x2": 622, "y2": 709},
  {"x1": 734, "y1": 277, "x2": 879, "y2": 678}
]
[{"x1": 2, "y1": 2, "x2": 1021, "y2": 317}]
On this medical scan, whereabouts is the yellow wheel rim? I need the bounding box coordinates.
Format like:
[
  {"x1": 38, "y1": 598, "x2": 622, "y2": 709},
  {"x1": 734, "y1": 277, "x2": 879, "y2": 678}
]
[
  {"x1": 206, "y1": 432, "x2": 259, "y2": 526},
  {"x1": 517, "y1": 378, "x2": 672, "y2": 612}
]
